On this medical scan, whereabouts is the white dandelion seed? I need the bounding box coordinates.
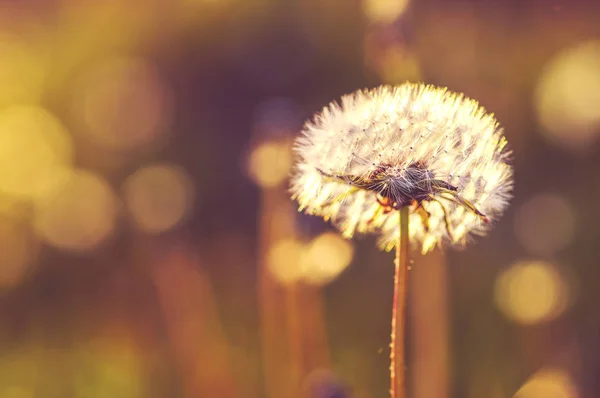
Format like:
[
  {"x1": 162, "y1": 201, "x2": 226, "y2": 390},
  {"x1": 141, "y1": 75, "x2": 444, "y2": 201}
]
[{"x1": 290, "y1": 83, "x2": 513, "y2": 254}]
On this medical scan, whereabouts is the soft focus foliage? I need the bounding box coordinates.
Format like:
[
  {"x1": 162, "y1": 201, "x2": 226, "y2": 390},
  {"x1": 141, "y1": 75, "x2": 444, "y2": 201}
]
[{"x1": 0, "y1": 1, "x2": 597, "y2": 398}]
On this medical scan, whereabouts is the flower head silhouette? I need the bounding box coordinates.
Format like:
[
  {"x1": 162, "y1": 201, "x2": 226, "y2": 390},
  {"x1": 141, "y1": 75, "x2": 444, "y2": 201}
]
[{"x1": 291, "y1": 83, "x2": 513, "y2": 253}]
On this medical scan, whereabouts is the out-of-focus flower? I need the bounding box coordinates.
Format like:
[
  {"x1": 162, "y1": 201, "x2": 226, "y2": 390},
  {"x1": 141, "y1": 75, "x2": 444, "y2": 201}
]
[{"x1": 291, "y1": 83, "x2": 513, "y2": 253}]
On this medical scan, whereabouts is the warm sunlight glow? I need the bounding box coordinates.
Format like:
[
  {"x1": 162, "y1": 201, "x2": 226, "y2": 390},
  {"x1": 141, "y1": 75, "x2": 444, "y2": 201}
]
[
  {"x1": 266, "y1": 238, "x2": 305, "y2": 285},
  {"x1": 363, "y1": 0, "x2": 410, "y2": 25},
  {"x1": 514, "y1": 368, "x2": 578, "y2": 398},
  {"x1": 248, "y1": 140, "x2": 293, "y2": 189},
  {"x1": 535, "y1": 40, "x2": 600, "y2": 152},
  {"x1": 0, "y1": 106, "x2": 73, "y2": 200},
  {"x1": 374, "y1": 45, "x2": 421, "y2": 84},
  {"x1": 123, "y1": 163, "x2": 194, "y2": 234},
  {"x1": 494, "y1": 260, "x2": 569, "y2": 325},
  {"x1": 72, "y1": 56, "x2": 172, "y2": 152},
  {"x1": 34, "y1": 170, "x2": 118, "y2": 252},
  {"x1": 301, "y1": 232, "x2": 354, "y2": 285},
  {"x1": 0, "y1": 34, "x2": 46, "y2": 107}
]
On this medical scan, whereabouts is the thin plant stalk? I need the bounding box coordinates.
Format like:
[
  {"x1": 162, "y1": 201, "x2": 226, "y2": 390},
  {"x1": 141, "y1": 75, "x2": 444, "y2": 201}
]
[
  {"x1": 411, "y1": 249, "x2": 449, "y2": 398},
  {"x1": 391, "y1": 206, "x2": 409, "y2": 398}
]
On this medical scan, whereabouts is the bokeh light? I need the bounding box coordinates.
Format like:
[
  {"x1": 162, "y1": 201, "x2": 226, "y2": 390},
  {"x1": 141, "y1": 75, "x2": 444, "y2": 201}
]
[
  {"x1": 34, "y1": 169, "x2": 118, "y2": 252},
  {"x1": 364, "y1": 30, "x2": 421, "y2": 84},
  {"x1": 0, "y1": 221, "x2": 39, "y2": 290},
  {"x1": 494, "y1": 260, "x2": 570, "y2": 325},
  {"x1": 0, "y1": 34, "x2": 46, "y2": 107},
  {"x1": 534, "y1": 40, "x2": 600, "y2": 152},
  {"x1": 363, "y1": 0, "x2": 410, "y2": 25},
  {"x1": 514, "y1": 194, "x2": 576, "y2": 256},
  {"x1": 123, "y1": 163, "x2": 194, "y2": 234},
  {"x1": 0, "y1": 2, "x2": 597, "y2": 397},
  {"x1": 72, "y1": 56, "x2": 173, "y2": 152},
  {"x1": 266, "y1": 238, "x2": 306, "y2": 285},
  {"x1": 0, "y1": 106, "x2": 74, "y2": 200},
  {"x1": 301, "y1": 233, "x2": 354, "y2": 286},
  {"x1": 247, "y1": 140, "x2": 293, "y2": 189},
  {"x1": 514, "y1": 368, "x2": 578, "y2": 398},
  {"x1": 373, "y1": 44, "x2": 421, "y2": 84},
  {"x1": 267, "y1": 234, "x2": 354, "y2": 286}
]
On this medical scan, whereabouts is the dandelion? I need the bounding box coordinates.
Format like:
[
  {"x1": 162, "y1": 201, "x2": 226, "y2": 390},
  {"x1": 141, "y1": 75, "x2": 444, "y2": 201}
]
[{"x1": 290, "y1": 83, "x2": 513, "y2": 398}]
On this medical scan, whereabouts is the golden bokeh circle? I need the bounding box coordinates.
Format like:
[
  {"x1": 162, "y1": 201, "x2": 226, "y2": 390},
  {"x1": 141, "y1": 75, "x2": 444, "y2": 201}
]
[
  {"x1": 535, "y1": 40, "x2": 600, "y2": 152},
  {"x1": 301, "y1": 232, "x2": 354, "y2": 285},
  {"x1": 494, "y1": 260, "x2": 569, "y2": 325},
  {"x1": 247, "y1": 141, "x2": 292, "y2": 188},
  {"x1": 515, "y1": 368, "x2": 578, "y2": 398},
  {"x1": 123, "y1": 163, "x2": 194, "y2": 234},
  {"x1": 34, "y1": 170, "x2": 118, "y2": 252},
  {"x1": 72, "y1": 56, "x2": 172, "y2": 152},
  {"x1": 0, "y1": 106, "x2": 74, "y2": 200},
  {"x1": 266, "y1": 238, "x2": 305, "y2": 285}
]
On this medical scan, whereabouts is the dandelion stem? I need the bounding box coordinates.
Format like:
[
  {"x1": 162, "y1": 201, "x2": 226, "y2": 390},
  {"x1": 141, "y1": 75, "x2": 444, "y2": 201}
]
[{"x1": 391, "y1": 206, "x2": 409, "y2": 398}]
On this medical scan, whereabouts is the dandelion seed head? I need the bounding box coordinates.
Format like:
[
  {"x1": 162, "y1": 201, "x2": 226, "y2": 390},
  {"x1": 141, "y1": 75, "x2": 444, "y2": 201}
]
[{"x1": 290, "y1": 83, "x2": 513, "y2": 253}]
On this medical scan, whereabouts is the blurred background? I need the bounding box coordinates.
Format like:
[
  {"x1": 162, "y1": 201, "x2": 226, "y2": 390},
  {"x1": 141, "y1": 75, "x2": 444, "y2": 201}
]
[{"x1": 0, "y1": 0, "x2": 599, "y2": 397}]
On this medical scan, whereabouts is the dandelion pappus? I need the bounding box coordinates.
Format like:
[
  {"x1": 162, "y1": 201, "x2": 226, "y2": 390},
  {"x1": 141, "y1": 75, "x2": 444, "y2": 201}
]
[
  {"x1": 291, "y1": 83, "x2": 513, "y2": 253},
  {"x1": 316, "y1": 161, "x2": 490, "y2": 240}
]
